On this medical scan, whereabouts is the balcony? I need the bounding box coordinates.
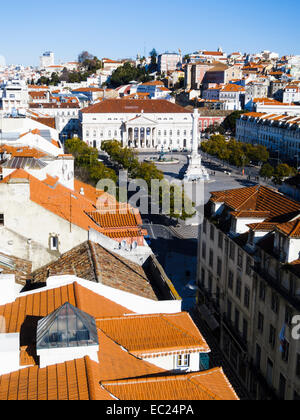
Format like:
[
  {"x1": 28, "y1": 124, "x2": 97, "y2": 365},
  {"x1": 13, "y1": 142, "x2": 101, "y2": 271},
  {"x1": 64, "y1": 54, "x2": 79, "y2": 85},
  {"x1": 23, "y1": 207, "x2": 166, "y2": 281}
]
[
  {"x1": 254, "y1": 262, "x2": 300, "y2": 312},
  {"x1": 222, "y1": 313, "x2": 248, "y2": 353}
]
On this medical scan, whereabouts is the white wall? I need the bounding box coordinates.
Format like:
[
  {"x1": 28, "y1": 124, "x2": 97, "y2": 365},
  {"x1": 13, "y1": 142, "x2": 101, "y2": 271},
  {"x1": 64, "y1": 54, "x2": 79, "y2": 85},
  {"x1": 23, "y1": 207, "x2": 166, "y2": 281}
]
[
  {"x1": 38, "y1": 345, "x2": 99, "y2": 369},
  {"x1": 142, "y1": 351, "x2": 202, "y2": 372},
  {"x1": 0, "y1": 333, "x2": 20, "y2": 375},
  {"x1": 0, "y1": 181, "x2": 88, "y2": 270}
]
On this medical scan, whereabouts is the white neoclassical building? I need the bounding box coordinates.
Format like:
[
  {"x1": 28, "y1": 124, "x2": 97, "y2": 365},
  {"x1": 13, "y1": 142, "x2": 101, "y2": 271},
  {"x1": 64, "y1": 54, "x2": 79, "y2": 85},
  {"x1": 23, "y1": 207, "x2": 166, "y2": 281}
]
[{"x1": 80, "y1": 99, "x2": 194, "y2": 150}]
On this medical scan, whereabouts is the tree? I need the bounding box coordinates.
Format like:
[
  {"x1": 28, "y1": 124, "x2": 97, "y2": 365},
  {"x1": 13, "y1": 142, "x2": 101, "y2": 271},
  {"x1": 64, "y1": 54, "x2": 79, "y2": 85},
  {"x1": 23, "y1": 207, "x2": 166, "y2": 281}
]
[
  {"x1": 65, "y1": 137, "x2": 117, "y2": 185},
  {"x1": 78, "y1": 51, "x2": 94, "y2": 64},
  {"x1": 273, "y1": 164, "x2": 296, "y2": 184},
  {"x1": 222, "y1": 110, "x2": 245, "y2": 134},
  {"x1": 108, "y1": 62, "x2": 151, "y2": 88},
  {"x1": 259, "y1": 163, "x2": 274, "y2": 179},
  {"x1": 149, "y1": 48, "x2": 158, "y2": 73}
]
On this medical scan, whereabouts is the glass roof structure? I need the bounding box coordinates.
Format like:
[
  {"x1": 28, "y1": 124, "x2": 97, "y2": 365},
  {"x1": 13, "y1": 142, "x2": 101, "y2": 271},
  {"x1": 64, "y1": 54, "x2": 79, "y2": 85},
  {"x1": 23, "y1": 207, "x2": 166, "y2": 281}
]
[{"x1": 36, "y1": 302, "x2": 99, "y2": 350}]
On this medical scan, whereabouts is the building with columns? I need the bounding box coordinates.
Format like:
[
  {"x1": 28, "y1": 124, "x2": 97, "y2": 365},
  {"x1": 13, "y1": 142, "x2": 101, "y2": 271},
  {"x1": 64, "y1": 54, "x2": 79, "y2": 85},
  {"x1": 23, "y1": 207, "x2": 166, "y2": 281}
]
[{"x1": 80, "y1": 99, "x2": 194, "y2": 150}]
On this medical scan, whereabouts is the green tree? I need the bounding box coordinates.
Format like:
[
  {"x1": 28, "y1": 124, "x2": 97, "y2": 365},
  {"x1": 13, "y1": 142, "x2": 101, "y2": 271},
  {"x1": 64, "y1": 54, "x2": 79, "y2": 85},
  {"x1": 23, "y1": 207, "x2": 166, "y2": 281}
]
[
  {"x1": 259, "y1": 163, "x2": 274, "y2": 179},
  {"x1": 149, "y1": 48, "x2": 158, "y2": 73},
  {"x1": 222, "y1": 111, "x2": 245, "y2": 134},
  {"x1": 109, "y1": 62, "x2": 151, "y2": 88},
  {"x1": 273, "y1": 164, "x2": 296, "y2": 184}
]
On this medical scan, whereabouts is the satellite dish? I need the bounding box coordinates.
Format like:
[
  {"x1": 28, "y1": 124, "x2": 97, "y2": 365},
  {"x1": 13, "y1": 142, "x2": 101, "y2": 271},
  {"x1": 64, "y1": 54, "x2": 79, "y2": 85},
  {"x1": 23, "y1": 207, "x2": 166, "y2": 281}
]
[
  {"x1": 120, "y1": 240, "x2": 127, "y2": 249},
  {"x1": 131, "y1": 241, "x2": 137, "y2": 250}
]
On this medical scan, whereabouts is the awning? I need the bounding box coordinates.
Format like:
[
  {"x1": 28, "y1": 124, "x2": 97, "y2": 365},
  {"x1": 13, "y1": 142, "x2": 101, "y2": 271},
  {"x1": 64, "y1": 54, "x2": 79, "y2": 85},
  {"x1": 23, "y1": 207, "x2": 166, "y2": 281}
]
[{"x1": 199, "y1": 304, "x2": 220, "y2": 331}]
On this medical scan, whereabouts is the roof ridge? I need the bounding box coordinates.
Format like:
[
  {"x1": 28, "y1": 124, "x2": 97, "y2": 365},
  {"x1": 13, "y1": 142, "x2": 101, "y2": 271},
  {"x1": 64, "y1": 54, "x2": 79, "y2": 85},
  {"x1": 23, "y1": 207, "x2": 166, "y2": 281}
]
[
  {"x1": 84, "y1": 356, "x2": 100, "y2": 400},
  {"x1": 160, "y1": 314, "x2": 205, "y2": 345},
  {"x1": 235, "y1": 185, "x2": 260, "y2": 211}
]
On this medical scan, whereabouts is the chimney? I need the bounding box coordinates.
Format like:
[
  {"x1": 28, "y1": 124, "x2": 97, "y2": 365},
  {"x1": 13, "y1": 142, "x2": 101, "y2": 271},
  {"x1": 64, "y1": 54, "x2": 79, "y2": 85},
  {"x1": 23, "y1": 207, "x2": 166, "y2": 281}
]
[{"x1": 80, "y1": 187, "x2": 84, "y2": 196}]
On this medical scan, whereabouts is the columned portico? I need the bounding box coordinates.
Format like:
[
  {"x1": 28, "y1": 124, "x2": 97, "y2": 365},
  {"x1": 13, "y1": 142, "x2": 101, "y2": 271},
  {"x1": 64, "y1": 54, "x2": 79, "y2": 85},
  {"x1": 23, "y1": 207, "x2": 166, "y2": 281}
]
[{"x1": 126, "y1": 115, "x2": 158, "y2": 149}]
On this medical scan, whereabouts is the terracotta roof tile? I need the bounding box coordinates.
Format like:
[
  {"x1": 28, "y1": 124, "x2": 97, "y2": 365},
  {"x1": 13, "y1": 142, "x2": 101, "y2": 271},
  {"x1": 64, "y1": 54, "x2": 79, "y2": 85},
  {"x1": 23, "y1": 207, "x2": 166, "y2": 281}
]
[
  {"x1": 276, "y1": 218, "x2": 300, "y2": 238},
  {"x1": 0, "y1": 357, "x2": 113, "y2": 400},
  {"x1": 81, "y1": 99, "x2": 189, "y2": 114},
  {"x1": 101, "y1": 367, "x2": 239, "y2": 400},
  {"x1": 96, "y1": 312, "x2": 210, "y2": 355},
  {"x1": 31, "y1": 241, "x2": 157, "y2": 301},
  {"x1": 210, "y1": 185, "x2": 300, "y2": 222}
]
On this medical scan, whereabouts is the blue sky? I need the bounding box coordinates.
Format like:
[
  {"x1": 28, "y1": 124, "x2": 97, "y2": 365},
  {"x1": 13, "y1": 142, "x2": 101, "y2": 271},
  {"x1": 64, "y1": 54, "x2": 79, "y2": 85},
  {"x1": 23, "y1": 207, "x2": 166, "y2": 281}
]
[{"x1": 1, "y1": 0, "x2": 300, "y2": 65}]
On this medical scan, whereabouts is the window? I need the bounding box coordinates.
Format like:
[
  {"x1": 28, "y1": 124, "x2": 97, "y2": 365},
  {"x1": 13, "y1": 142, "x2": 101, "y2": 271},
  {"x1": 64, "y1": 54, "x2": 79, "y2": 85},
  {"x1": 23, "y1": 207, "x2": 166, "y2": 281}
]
[
  {"x1": 244, "y1": 287, "x2": 250, "y2": 309},
  {"x1": 210, "y1": 225, "x2": 215, "y2": 241},
  {"x1": 279, "y1": 374, "x2": 286, "y2": 400},
  {"x1": 258, "y1": 312, "x2": 264, "y2": 334},
  {"x1": 271, "y1": 292, "x2": 279, "y2": 314},
  {"x1": 266, "y1": 359, "x2": 273, "y2": 386},
  {"x1": 203, "y1": 219, "x2": 207, "y2": 234},
  {"x1": 227, "y1": 299, "x2": 232, "y2": 320},
  {"x1": 269, "y1": 325, "x2": 276, "y2": 349},
  {"x1": 237, "y1": 249, "x2": 243, "y2": 269},
  {"x1": 50, "y1": 236, "x2": 59, "y2": 251},
  {"x1": 0, "y1": 214, "x2": 4, "y2": 226},
  {"x1": 200, "y1": 269, "x2": 205, "y2": 287},
  {"x1": 255, "y1": 344, "x2": 261, "y2": 369},
  {"x1": 218, "y1": 232, "x2": 223, "y2": 249},
  {"x1": 296, "y1": 354, "x2": 300, "y2": 378},
  {"x1": 285, "y1": 306, "x2": 293, "y2": 327},
  {"x1": 282, "y1": 340, "x2": 290, "y2": 363},
  {"x1": 229, "y1": 242, "x2": 235, "y2": 261},
  {"x1": 228, "y1": 271, "x2": 234, "y2": 291},
  {"x1": 177, "y1": 354, "x2": 190, "y2": 368},
  {"x1": 246, "y1": 257, "x2": 252, "y2": 275},
  {"x1": 235, "y1": 309, "x2": 240, "y2": 331},
  {"x1": 236, "y1": 277, "x2": 242, "y2": 300},
  {"x1": 259, "y1": 281, "x2": 266, "y2": 302},
  {"x1": 202, "y1": 242, "x2": 206, "y2": 260},
  {"x1": 208, "y1": 273, "x2": 213, "y2": 294},
  {"x1": 242, "y1": 319, "x2": 248, "y2": 342},
  {"x1": 217, "y1": 258, "x2": 222, "y2": 277},
  {"x1": 209, "y1": 249, "x2": 214, "y2": 267}
]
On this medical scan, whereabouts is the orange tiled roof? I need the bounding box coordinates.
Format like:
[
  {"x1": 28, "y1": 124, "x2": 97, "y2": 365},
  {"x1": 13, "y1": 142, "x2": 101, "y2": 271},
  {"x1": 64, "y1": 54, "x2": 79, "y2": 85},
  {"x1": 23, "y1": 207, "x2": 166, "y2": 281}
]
[
  {"x1": 101, "y1": 367, "x2": 239, "y2": 400},
  {"x1": 0, "y1": 281, "x2": 238, "y2": 401},
  {"x1": 221, "y1": 84, "x2": 245, "y2": 92},
  {"x1": 0, "y1": 356, "x2": 113, "y2": 400},
  {"x1": 0, "y1": 145, "x2": 46, "y2": 159},
  {"x1": 0, "y1": 282, "x2": 132, "y2": 340},
  {"x1": 96, "y1": 312, "x2": 210, "y2": 356},
  {"x1": 81, "y1": 99, "x2": 188, "y2": 114},
  {"x1": 276, "y1": 218, "x2": 300, "y2": 238},
  {"x1": 87, "y1": 209, "x2": 140, "y2": 229},
  {"x1": 1, "y1": 170, "x2": 145, "y2": 241},
  {"x1": 210, "y1": 185, "x2": 300, "y2": 222}
]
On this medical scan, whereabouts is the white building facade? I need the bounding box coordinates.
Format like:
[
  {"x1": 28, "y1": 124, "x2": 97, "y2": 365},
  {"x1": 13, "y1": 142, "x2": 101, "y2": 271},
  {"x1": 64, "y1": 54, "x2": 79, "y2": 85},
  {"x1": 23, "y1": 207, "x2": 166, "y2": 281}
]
[
  {"x1": 80, "y1": 99, "x2": 194, "y2": 151},
  {"x1": 236, "y1": 112, "x2": 300, "y2": 160}
]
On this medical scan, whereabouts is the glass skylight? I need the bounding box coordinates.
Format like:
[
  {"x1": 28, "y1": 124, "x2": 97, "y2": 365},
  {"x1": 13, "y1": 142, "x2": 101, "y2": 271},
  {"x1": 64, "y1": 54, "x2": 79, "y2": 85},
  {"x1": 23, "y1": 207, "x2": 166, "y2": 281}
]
[{"x1": 36, "y1": 302, "x2": 98, "y2": 350}]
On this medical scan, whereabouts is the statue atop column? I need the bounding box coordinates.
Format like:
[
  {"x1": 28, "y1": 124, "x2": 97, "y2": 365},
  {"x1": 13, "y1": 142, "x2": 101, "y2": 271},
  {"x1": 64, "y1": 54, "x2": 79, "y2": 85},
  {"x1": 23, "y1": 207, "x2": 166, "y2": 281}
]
[{"x1": 184, "y1": 108, "x2": 210, "y2": 182}]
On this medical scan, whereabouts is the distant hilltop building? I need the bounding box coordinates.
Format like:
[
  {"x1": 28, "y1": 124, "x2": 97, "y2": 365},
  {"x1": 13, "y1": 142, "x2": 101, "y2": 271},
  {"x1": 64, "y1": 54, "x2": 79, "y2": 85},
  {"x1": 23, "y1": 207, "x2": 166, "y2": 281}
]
[{"x1": 40, "y1": 51, "x2": 55, "y2": 69}]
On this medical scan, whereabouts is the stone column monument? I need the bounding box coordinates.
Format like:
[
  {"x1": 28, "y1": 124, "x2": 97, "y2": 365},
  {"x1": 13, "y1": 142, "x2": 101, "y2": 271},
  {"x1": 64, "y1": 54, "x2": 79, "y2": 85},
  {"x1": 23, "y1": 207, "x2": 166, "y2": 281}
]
[{"x1": 184, "y1": 108, "x2": 209, "y2": 181}]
